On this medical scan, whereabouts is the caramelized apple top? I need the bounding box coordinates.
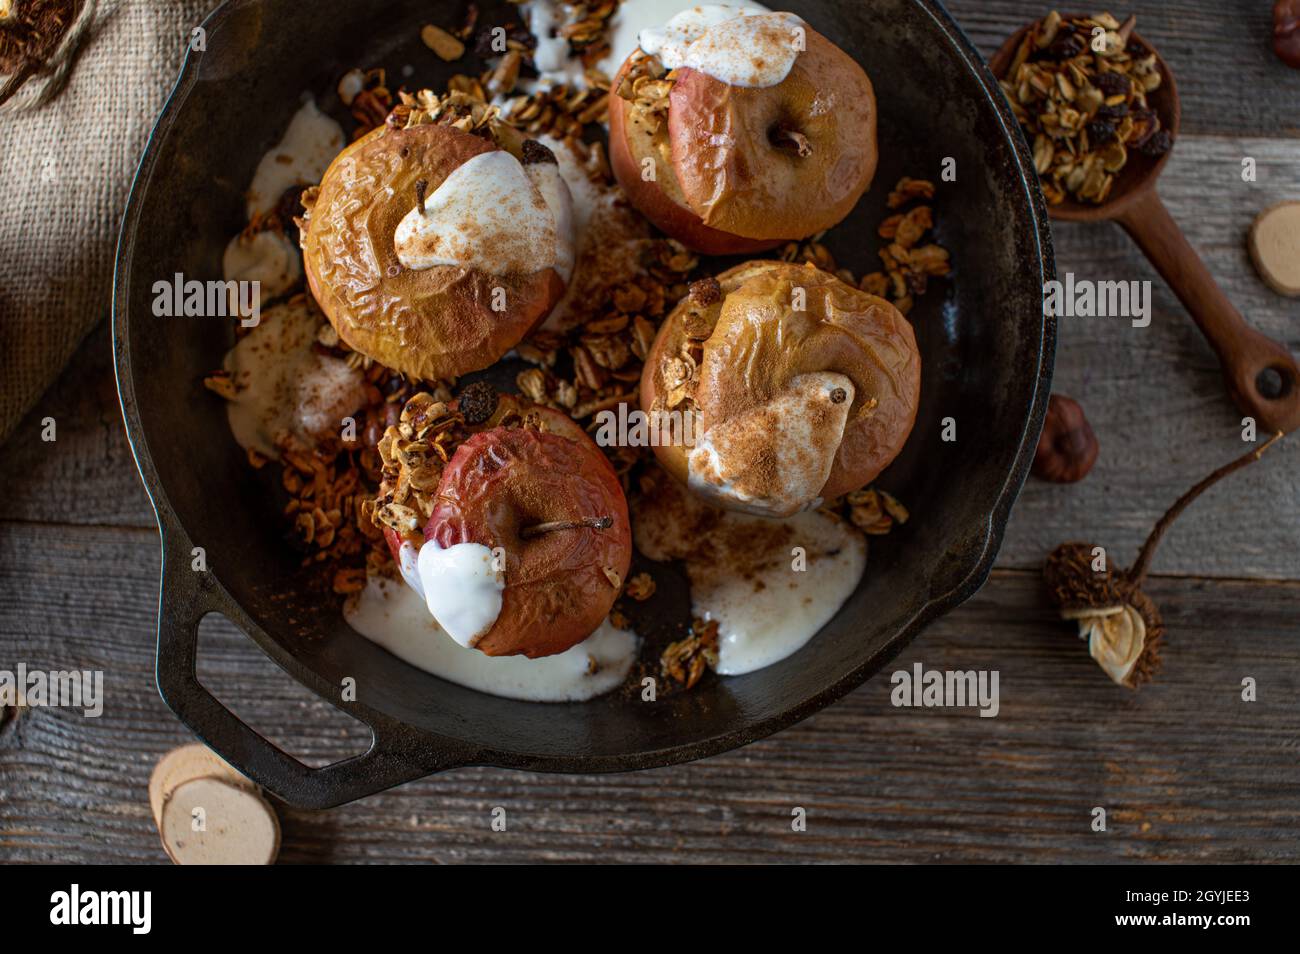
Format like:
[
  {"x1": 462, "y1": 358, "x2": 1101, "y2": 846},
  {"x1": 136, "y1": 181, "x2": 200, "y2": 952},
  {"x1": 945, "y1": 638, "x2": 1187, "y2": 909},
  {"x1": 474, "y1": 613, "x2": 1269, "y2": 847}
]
[
  {"x1": 666, "y1": 28, "x2": 877, "y2": 240},
  {"x1": 643, "y1": 260, "x2": 921, "y2": 513},
  {"x1": 301, "y1": 123, "x2": 568, "y2": 382}
]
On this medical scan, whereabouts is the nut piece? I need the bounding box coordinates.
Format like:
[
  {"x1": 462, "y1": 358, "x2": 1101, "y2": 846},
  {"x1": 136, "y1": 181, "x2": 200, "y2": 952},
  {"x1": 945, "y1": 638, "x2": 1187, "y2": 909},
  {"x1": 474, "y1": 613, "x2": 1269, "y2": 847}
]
[
  {"x1": 421, "y1": 23, "x2": 465, "y2": 61},
  {"x1": 1276, "y1": 0, "x2": 1300, "y2": 68},
  {"x1": 1249, "y1": 200, "x2": 1300, "y2": 296},
  {"x1": 1033, "y1": 393, "x2": 1098, "y2": 483}
]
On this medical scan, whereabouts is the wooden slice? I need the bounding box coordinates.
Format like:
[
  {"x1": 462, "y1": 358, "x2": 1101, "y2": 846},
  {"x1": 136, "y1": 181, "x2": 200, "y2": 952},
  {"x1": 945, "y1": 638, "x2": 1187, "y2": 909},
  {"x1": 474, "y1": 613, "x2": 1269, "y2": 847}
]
[
  {"x1": 159, "y1": 776, "x2": 281, "y2": 865},
  {"x1": 1249, "y1": 200, "x2": 1300, "y2": 297},
  {"x1": 149, "y1": 744, "x2": 256, "y2": 828}
]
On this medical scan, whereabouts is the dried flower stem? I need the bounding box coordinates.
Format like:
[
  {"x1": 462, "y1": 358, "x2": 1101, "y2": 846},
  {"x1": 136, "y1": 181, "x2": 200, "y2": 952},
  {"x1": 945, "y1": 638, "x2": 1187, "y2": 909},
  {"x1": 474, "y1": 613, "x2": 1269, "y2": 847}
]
[{"x1": 1130, "y1": 431, "x2": 1285, "y2": 585}]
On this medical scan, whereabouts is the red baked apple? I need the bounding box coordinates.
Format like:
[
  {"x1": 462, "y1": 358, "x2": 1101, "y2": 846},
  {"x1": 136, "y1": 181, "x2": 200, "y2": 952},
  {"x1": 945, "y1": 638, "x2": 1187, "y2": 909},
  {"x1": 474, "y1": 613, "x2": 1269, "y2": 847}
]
[{"x1": 424, "y1": 424, "x2": 631, "y2": 658}]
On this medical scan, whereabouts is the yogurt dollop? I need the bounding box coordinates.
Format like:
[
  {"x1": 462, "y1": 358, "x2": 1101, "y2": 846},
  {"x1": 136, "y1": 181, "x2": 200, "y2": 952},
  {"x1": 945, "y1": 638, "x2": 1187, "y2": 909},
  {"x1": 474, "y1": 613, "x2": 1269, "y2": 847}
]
[
  {"x1": 222, "y1": 300, "x2": 366, "y2": 459},
  {"x1": 393, "y1": 150, "x2": 574, "y2": 278},
  {"x1": 635, "y1": 472, "x2": 867, "y2": 675},
  {"x1": 639, "y1": 6, "x2": 805, "y2": 88},
  {"x1": 222, "y1": 229, "x2": 301, "y2": 305},
  {"x1": 346, "y1": 576, "x2": 639, "y2": 702},
  {"x1": 408, "y1": 540, "x2": 506, "y2": 649},
  {"x1": 246, "y1": 98, "x2": 344, "y2": 219},
  {"x1": 688, "y1": 372, "x2": 855, "y2": 517}
]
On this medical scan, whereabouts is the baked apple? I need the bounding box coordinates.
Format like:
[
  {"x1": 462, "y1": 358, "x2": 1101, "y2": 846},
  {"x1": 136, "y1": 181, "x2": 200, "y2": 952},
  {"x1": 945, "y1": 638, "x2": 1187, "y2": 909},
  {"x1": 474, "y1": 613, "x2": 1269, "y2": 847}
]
[
  {"x1": 301, "y1": 123, "x2": 574, "y2": 381},
  {"x1": 381, "y1": 388, "x2": 631, "y2": 658},
  {"x1": 609, "y1": 6, "x2": 877, "y2": 255},
  {"x1": 641, "y1": 260, "x2": 921, "y2": 516}
]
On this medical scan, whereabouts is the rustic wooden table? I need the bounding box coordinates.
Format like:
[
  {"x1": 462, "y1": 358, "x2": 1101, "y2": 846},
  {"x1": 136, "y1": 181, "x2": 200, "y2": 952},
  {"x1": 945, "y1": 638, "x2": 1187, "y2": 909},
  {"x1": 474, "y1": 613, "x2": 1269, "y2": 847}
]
[{"x1": 2, "y1": 0, "x2": 1297, "y2": 864}]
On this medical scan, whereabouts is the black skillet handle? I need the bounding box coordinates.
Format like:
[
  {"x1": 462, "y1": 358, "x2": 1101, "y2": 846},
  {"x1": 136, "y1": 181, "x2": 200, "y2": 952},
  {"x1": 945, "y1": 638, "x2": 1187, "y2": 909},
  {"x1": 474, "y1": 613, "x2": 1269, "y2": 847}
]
[{"x1": 155, "y1": 533, "x2": 472, "y2": 809}]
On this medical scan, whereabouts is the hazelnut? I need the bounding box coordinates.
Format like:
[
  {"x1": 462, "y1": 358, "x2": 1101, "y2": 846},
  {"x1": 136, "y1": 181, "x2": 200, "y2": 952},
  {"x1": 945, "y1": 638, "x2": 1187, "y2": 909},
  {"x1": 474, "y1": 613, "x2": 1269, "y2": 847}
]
[
  {"x1": 1275, "y1": 0, "x2": 1300, "y2": 68},
  {"x1": 1032, "y1": 394, "x2": 1098, "y2": 483}
]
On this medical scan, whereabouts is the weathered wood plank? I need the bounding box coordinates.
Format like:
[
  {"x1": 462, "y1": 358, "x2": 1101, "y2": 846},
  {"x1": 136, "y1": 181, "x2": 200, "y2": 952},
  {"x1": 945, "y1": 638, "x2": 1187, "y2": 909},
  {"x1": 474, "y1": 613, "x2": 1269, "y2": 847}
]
[
  {"x1": 950, "y1": 0, "x2": 1300, "y2": 140},
  {"x1": 999, "y1": 135, "x2": 1300, "y2": 578},
  {"x1": 2, "y1": 523, "x2": 1297, "y2": 863},
  {"x1": 0, "y1": 322, "x2": 153, "y2": 528}
]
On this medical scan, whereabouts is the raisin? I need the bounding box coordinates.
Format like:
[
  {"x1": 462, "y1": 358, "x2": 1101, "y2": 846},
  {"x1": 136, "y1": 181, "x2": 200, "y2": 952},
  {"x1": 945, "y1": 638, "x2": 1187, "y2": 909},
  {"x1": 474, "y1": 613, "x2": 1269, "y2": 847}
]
[
  {"x1": 1087, "y1": 120, "x2": 1117, "y2": 145},
  {"x1": 1096, "y1": 102, "x2": 1129, "y2": 123},
  {"x1": 1095, "y1": 72, "x2": 1131, "y2": 98},
  {"x1": 1045, "y1": 34, "x2": 1085, "y2": 60},
  {"x1": 275, "y1": 186, "x2": 305, "y2": 244},
  {"x1": 458, "y1": 381, "x2": 499, "y2": 425},
  {"x1": 688, "y1": 277, "x2": 722, "y2": 306},
  {"x1": 521, "y1": 139, "x2": 557, "y2": 165},
  {"x1": 1137, "y1": 129, "x2": 1173, "y2": 157}
]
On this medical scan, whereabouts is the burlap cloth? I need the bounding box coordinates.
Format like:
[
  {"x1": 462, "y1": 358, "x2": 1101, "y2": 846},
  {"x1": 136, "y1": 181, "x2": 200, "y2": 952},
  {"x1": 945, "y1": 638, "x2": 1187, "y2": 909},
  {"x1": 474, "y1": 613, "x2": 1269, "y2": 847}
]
[{"x1": 0, "y1": 0, "x2": 214, "y2": 446}]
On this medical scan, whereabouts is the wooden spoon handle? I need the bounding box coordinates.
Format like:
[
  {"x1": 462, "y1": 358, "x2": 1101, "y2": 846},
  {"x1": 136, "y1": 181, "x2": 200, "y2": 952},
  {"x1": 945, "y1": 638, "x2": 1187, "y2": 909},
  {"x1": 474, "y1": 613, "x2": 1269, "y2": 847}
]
[{"x1": 1115, "y1": 188, "x2": 1300, "y2": 433}]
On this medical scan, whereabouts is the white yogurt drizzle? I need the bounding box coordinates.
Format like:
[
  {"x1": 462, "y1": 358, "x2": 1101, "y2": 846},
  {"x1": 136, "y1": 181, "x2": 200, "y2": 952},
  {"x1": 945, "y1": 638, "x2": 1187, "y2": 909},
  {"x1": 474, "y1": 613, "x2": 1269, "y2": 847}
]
[
  {"x1": 345, "y1": 576, "x2": 639, "y2": 702},
  {"x1": 526, "y1": 159, "x2": 576, "y2": 282},
  {"x1": 393, "y1": 150, "x2": 574, "y2": 279},
  {"x1": 409, "y1": 540, "x2": 505, "y2": 649},
  {"x1": 246, "y1": 98, "x2": 344, "y2": 219},
  {"x1": 519, "y1": 0, "x2": 776, "y2": 91},
  {"x1": 222, "y1": 229, "x2": 301, "y2": 305},
  {"x1": 598, "y1": 0, "x2": 771, "y2": 81},
  {"x1": 221, "y1": 300, "x2": 366, "y2": 459},
  {"x1": 687, "y1": 372, "x2": 855, "y2": 517},
  {"x1": 703, "y1": 510, "x2": 865, "y2": 674},
  {"x1": 634, "y1": 476, "x2": 867, "y2": 676},
  {"x1": 639, "y1": 5, "x2": 804, "y2": 88}
]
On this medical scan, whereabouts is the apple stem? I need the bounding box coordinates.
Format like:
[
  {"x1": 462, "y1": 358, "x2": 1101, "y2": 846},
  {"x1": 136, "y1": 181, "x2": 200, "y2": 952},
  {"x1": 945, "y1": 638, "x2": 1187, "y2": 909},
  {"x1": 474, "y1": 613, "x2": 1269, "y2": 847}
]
[
  {"x1": 520, "y1": 516, "x2": 613, "y2": 539},
  {"x1": 770, "y1": 125, "x2": 812, "y2": 157},
  {"x1": 415, "y1": 178, "x2": 428, "y2": 215}
]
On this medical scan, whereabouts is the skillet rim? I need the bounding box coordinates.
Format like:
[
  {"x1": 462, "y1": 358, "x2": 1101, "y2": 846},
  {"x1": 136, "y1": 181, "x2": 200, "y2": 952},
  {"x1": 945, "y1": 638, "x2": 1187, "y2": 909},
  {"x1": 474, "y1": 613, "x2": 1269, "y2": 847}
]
[{"x1": 112, "y1": 0, "x2": 1056, "y2": 803}]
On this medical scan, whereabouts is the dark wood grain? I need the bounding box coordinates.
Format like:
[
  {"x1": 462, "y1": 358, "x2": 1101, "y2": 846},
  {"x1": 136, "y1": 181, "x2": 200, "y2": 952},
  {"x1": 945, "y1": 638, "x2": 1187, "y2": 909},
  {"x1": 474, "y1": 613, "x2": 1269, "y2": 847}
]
[
  {"x1": 1001, "y1": 135, "x2": 1300, "y2": 579},
  {"x1": 1, "y1": 523, "x2": 1298, "y2": 863},
  {"x1": 0, "y1": 322, "x2": 153, "y2": 528}
]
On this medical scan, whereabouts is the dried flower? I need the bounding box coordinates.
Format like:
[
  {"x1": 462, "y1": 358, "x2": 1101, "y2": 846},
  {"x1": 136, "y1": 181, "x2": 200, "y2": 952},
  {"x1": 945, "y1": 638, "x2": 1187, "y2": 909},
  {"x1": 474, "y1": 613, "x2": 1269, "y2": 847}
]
[{"x1": 1045, "y1": 432, "x2": 1284, "y2": 687}]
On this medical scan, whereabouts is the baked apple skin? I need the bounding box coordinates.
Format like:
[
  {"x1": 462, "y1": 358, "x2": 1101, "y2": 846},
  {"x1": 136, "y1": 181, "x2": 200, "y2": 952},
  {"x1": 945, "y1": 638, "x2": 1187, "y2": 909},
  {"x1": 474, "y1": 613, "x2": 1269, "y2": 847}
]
[
  {"x1": 380, "y1": 397, "x2": 590, "y2": 565},
  {"x1": 609, "y1": 57, "x2": 781, "y2": 257},
  {"x1": 641, "y1": 260, "x2": 920, "y2": 507},
  {"x1": 302, "y1": 123, "x2": 565, "y2": 382},
  {"x1": 609, "y1": 27, "x2": 877, "y2": 252},
  {"x1": 425, "y1": 426, "x2": 632, "y2": 658}
]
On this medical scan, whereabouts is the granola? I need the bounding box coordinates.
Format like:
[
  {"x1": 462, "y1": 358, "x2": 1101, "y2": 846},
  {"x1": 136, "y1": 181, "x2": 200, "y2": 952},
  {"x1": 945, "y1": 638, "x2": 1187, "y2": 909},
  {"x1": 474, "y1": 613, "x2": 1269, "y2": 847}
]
[
  {"x1": 784, "y1": 176, "x2": 950, "y2": 318},
  {"x1": 999, "y1": 11, "x2": 1172, "y2": 205},
  {"x1": 661, "y1": 618, "x2": 719, "y2": 689}
]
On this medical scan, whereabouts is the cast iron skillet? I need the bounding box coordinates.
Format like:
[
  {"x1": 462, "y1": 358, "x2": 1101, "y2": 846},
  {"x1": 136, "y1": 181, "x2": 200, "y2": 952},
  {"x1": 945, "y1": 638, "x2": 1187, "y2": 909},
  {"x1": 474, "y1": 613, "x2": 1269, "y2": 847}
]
[{"x1": 113, "y1": 0, "x2": 1055, "y2": 808}]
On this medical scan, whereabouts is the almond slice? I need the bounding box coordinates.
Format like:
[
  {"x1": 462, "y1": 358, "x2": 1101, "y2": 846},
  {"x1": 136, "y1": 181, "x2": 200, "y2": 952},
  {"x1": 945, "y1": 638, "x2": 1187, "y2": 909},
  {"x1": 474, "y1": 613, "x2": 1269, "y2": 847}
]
[
  {"x1": 160, "y1": 776, "x2": 280, "y2": 866},
  {"x1": 1249, "y1": 201, "x2": 1300, "y2": 297},
  {"x1": 421, "y1": 24, "x2": 465, "y2": 61}
]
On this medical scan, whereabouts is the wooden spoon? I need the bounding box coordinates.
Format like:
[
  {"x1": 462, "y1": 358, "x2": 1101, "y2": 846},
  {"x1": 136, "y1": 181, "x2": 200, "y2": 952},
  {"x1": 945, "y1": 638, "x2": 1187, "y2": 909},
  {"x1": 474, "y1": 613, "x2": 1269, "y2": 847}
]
[{"x1": 991, "y1": 17, "x2": 1300, "y2": 434}]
